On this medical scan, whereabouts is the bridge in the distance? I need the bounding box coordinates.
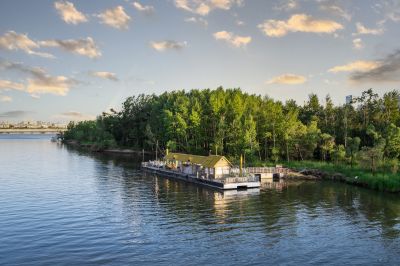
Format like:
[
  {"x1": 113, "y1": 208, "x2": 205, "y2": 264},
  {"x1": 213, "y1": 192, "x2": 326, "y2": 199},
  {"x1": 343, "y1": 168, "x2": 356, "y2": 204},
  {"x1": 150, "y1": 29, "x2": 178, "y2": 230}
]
[{"x1": 0, "y1": 128, "x2": 67, "y2": 134}]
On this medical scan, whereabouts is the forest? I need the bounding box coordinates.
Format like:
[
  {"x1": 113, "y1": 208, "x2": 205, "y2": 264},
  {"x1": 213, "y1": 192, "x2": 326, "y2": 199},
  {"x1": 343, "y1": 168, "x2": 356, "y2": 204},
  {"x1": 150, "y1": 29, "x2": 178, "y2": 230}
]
[{"x1": 64, "y1": 88, "x2": 400, "y2": 177}]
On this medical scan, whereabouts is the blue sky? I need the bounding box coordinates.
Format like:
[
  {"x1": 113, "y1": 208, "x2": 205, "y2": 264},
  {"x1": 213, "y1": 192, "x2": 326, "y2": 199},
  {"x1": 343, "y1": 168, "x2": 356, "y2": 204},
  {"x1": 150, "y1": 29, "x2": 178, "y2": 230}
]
[{"x1": 0, "y1": 0, "x2": 400, "y2": 122}]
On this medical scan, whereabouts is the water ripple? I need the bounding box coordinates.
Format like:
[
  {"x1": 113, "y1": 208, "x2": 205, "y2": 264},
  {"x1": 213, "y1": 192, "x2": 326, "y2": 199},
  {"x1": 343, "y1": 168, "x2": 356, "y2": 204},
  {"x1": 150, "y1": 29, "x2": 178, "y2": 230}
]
[{"x1": 0, "y1": 136, "x2": 399, "y2": 265}]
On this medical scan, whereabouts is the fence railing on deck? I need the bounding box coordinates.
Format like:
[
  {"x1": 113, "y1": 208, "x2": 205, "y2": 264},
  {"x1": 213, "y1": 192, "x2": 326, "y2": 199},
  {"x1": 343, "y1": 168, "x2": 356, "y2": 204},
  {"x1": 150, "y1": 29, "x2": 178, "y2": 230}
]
[
  {"x1": 142, "y1": 161, "x2": 288, "y2": 184},
  {"x1": 222, "y1": 176, "x2": 260, "y2": 184},
  {"x1": 244, "y1": 167, "x2": 289, "y2": 174}
]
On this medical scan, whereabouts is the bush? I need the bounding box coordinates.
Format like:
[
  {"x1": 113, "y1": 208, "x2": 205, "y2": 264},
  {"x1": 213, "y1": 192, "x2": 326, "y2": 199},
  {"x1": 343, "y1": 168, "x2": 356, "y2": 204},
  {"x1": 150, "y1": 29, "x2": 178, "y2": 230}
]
[
  {"x1": 387, "y1": 158, "x2": 399, "y2": 174},
  {"x1": 285, "y1": 160, "x2": 400, "y2": 192}
]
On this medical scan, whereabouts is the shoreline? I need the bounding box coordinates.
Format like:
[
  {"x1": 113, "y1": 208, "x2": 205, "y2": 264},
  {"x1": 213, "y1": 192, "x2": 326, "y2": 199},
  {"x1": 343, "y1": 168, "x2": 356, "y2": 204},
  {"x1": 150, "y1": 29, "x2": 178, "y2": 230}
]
[
  {"x1": 284, "y1": 167, "x2": 400, "y2": 193},
  {"x1": 63, "y1": 140, "x2": 153, "y2": 155},
  {"x1": 63, "y1": 140, "x2": 399, "y2": 193}
]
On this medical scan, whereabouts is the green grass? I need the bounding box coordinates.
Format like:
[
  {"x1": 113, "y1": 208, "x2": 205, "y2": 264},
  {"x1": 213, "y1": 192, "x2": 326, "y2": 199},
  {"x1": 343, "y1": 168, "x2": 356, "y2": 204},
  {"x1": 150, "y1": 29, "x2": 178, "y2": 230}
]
[
  {"x1": 283, "y1": 161, "x2": 400, "y2": 193},
  {"x1": 229, "y1": 157, "x2": 399, "y2": 192}
]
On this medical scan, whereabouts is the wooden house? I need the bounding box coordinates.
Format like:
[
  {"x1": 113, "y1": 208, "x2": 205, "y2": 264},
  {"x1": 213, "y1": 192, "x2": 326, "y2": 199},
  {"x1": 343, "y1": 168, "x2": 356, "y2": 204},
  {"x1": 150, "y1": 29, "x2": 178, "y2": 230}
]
[{"x1": 165, "y1": 152, "x2": 232, "y2": 179}]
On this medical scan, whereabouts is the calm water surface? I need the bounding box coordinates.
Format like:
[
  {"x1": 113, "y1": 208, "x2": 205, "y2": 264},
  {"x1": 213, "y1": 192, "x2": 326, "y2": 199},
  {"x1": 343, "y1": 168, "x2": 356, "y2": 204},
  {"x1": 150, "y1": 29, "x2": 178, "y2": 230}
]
[{"x1": 1, "y1": 134, "x2": 400, "y2": 265}]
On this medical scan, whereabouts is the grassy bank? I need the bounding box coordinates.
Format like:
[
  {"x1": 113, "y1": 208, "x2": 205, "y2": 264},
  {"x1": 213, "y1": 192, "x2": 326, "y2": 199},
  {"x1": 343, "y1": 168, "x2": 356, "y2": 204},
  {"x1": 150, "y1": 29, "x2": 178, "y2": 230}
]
[{"x1": 284, "y1": 161, "x2": 400, "y2": 193}]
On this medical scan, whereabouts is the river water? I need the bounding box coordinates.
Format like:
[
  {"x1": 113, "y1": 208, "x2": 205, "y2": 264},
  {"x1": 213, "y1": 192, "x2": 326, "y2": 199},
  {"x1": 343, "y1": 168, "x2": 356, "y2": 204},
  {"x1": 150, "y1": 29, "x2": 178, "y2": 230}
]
[{"x1": 0, "y1": 134, "x2": 399, "y2": 265}]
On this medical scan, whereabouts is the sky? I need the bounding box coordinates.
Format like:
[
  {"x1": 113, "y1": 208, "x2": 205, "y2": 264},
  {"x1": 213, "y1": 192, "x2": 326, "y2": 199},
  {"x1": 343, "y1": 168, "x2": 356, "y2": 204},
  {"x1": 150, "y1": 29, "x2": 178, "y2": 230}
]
[{"x1": 0, "y1": 0, "x2": 400, "y2": 122}]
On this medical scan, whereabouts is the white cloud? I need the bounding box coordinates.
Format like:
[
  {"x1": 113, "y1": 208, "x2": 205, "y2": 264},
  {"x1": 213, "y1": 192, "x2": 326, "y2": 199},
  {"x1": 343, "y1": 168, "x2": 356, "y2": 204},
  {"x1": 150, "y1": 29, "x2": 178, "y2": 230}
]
[
  {"x1": 0, "y1": 110, "x2": 32, "y2": 118},
  {"x1": 212, "y1": 0, "x2": 243, "y2": 9},
  {"x1": 352, "y1": 38, "x2": 364, "y2": 50},
  {"x1": 133, "y1": 2, "x2": 154, "y2": 15},
  {"x1": 54, "y1": 111, "x2": 95, "y2": 121},
  {"x1": 266, "y1": 74, "x2": 307, "y2": 85},
  {"x1": 320, "y1": 4, "x2": 351, "y2": 21},
  {"x1": 175, "y1": 0, "x2": 192, "y2": 12},
  {"x1": 274, "y1": 0, "x2": 298, "y2": 11},
  {"x1": 0, "y1": 79, "x2": 25, "y2": 91},
  {"x1": 236, "y1": 20, "x2": 244, "y2": 26},
  {"x1": 0, "y1": 31, "x2": 54, "y2": 58},
  {"x1": 40, "y1": 37, "x2": 101, "y2": 58},
  {"x1": 0, "y1": 60, "x2": 76, "y2": 97},
  {"x1": 174, "y1": 0, "x2": 242, "y2": 16},
  {"x1": 150, "y1": 40, "x2": 187, "y2": 51},
  {"x1": 90, "y1": 71, "x2": 118, "y2": 81},
  {"x1": 374, "y1": 0, "x2": 400, "y2": 23},
  {"x1": 213, "y1": 31, "x2": 251, "y2": 47},
  {"x1": 354, "y1": 22, "x2": 384, "y2": 35},
  {"x1": 26, "y1": 75, "x2": 72, "y2": 96},
  {"x1": 0, "y1": 31, "x2": 100, "y2": 59},
  {"x1": 54, "y1": 1, "x2": 88, "y2": 25},
  {"x1": 350, "y1": 49, "x2": 400, "y2": 83},
  {"x1": 185, "y1": 16, "x2": 208, "y2": 26},
  {"x1": 258, "y1": 14, "x2": 343, "y2": 37},
  {"x1": 98, "y1": 6, "x2": 131, "y2": 30},
  {"x1": 0, "y1": 75, "x2": 72, "y2": 97},
  {"x1": 328, "y1": 60, "x2": 381, "y2": 73},
  {"x1": 0, "y1": 95, "x2": 12, "y2": 102},
  {"x1": 384, "y1": 1, "x2": 400, "y2": 22}
]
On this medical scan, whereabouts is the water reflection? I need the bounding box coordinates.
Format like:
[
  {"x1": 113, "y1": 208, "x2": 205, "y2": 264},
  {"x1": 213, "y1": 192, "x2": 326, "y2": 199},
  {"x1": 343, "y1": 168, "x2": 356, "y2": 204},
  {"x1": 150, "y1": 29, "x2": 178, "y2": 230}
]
[
  {"x1": 1, "y1": 137, "x2": 399, "y2": 265},
  {"x1": 84, "y1": 149, "x2": 400, "y2": 242},
  {"x1": 261, "y1": 178, "x2": 306, "y2": 191}
]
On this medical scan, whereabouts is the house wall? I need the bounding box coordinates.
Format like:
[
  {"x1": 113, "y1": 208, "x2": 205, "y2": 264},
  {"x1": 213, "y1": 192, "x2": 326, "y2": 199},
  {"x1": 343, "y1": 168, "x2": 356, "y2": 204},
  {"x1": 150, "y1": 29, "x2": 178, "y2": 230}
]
[
  {"x1": 214, "y1": 160, "x2": 231, "y2": 168},
  {"x1": 215, "y1": 166, "x2": 230, "y2": 178},
  {"x1": 166, "y1": 155, "x2": 232, "y2": 179}
]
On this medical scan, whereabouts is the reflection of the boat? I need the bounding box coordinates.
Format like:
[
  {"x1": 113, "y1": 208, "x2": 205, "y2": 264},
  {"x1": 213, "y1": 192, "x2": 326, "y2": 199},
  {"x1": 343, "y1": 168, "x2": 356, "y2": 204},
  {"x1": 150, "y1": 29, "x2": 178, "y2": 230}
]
[
  {"x1": 261, "y1": 179, "x2": 306, "y2": 191},
  {"x1": 213, "y1": 188, "x2": 260, "y2": 223},
  {"x1": 64, "y1": 144, "x2": 400, "y2": 241},
  {"x1": 215, "y1": 188, "x2": 260, "y2": 198}
]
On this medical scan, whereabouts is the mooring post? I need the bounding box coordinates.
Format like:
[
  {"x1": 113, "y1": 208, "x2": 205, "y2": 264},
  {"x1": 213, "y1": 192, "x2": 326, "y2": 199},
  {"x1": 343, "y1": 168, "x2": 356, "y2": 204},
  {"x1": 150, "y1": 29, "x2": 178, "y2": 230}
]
[
  {"x1": 156, "y1": 140, "x2": 158, "y2": 161},
  {"x1": 240, "y1": 154, "x2": 243, "y2": 177}
]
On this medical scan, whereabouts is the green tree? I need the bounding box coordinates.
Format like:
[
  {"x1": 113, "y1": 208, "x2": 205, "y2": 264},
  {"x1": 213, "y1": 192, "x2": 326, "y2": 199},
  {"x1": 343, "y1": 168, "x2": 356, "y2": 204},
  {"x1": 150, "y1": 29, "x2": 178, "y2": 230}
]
[
  {"x1": 382, "y1": 90, "x2": 400, "y2": 126},
  {"x1": 359, "y1": 138, "x2": 385, "y2": 174},
  {"x1": 346, "y1": 137, "x2": 361, "y2": 168},
  {"x1": 297, "y1": 120, "x2": 321, "y2": 160},
  {"x1": 385, "y1": 124, "x2": 400, "y2": 159},
  {"x1": 62, "y1": 87, "x2": 400, "y2": 170},
  {"x1": 320, "y1": 133, "x2": 335, "y2": 161},
  {"x1": 243, "y1": 114, "x2": 259, "y2": 159},
  {"x1": 332, "y1": 144, "x2": 346, "y2": 164}
]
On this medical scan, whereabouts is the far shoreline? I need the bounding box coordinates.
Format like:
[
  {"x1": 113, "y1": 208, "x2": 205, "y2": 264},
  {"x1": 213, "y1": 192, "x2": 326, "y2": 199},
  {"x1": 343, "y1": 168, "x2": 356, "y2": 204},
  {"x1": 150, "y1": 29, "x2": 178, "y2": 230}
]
[{"x1": 63, "y1": 140, "x2": 153, "y2": 155}]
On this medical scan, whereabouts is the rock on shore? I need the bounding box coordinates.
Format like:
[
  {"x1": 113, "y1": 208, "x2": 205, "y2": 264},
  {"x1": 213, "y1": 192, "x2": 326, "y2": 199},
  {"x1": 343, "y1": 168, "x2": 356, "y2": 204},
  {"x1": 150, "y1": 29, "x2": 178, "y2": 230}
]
[{"x1": 283, "y1": 169, "x2": 347, "y2": 181}]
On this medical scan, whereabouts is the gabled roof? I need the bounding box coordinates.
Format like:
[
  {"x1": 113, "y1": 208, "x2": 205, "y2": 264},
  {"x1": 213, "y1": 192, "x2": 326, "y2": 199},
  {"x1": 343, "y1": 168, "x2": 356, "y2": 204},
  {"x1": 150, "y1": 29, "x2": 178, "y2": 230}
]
[
  {"x1": 202, "y1": 155, "x2": 232, "y2": 168},
  {"x1": 165, "y1": 153, "x2": 205, "y2": 165},
  {"x1": 165, "y1": 152, "x2": 232, "y2": 168}
]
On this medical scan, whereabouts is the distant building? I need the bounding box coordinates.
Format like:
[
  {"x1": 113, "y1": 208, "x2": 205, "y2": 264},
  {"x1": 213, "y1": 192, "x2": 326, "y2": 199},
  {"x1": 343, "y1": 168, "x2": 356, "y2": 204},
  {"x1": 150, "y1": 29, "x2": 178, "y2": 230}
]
[
  {"x1": 0, "y1": 121, "x2": 66, "y2": 129},
  {"x1": 0, "y1": 122, "x2": 10, "y2": 128},
  {"x1": 346, "y1": 95, "x2": 352, "y2": 105}
]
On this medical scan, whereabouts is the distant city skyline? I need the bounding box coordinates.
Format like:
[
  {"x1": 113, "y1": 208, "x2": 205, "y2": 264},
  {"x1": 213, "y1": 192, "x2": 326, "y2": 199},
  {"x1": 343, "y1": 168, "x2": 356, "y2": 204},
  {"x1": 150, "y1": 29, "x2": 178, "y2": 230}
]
[
  {"x1": 1, "y1": 0, "x2": 400, "y2": 122},
  {"x1": 0, "y1": 120, "x2": 67, "y2": 128}
]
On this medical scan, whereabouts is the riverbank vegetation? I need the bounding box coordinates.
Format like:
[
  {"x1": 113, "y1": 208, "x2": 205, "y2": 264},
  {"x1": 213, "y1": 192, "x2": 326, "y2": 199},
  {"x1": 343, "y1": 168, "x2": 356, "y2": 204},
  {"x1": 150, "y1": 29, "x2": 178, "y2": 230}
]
[
  {"x1": 64, "y1": 88, "x2": 400, "y2": 190},
  {"x1": 285, "y1": 161, "x2": 400, "y2": 192}
]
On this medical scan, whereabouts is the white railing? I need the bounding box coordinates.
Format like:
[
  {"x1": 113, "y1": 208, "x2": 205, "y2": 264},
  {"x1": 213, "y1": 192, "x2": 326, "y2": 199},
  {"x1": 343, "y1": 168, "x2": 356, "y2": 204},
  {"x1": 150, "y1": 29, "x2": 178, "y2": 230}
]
[
  {"x1": 221, "y1": 176, "x2": 260, "y2": 184},
  {"x1": 244, "y1": 167, "x2": 289, "y2": 174},
  {"x1": 142, "y1": 161, "x2": 265, "y2": 184},
  {"x1": 141, "y1": 160, "x2": 165, "y2": 168}
]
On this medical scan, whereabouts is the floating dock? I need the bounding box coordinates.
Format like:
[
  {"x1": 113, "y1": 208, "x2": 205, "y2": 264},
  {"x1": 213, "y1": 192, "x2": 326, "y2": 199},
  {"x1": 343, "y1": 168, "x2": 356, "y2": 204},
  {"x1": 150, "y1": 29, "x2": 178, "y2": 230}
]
[
  {"x1": 246, "y1": 167, "x2": 288, "y2": 180},
  {"x1": 142, "y1": 164, "x2": 261, "y2": 190}
]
